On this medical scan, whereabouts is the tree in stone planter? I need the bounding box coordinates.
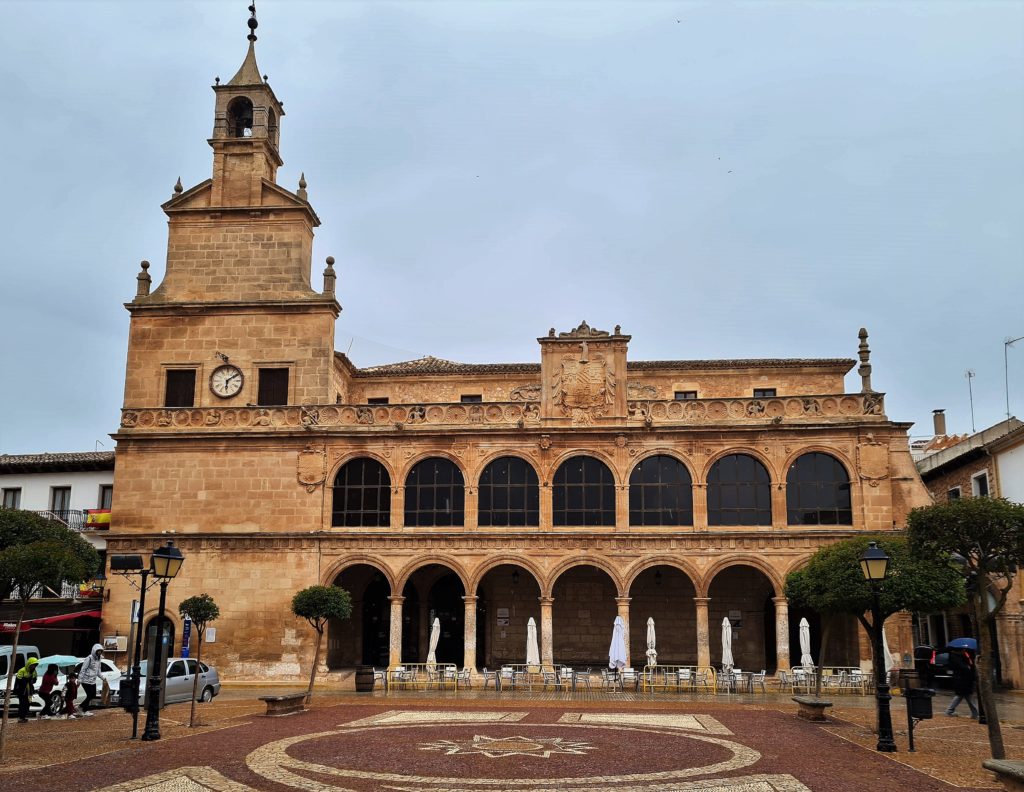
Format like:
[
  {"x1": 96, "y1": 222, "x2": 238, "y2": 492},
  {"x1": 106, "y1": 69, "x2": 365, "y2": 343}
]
[
  {"x1": 785, "y1": 535, "x2": 965, "y2": 700},
  {"x1": 907, "y1": 497, "x2": 1024, "y2": 760},
  {"x1": 0, "y1": 510, "x2": 99, "y2": 762},
  {"x1": 291, "y1": 585, "x2": 352, "y2": 703},
  {"x1": 178, "y1": 593, "x2": 220, "y2": 728}
]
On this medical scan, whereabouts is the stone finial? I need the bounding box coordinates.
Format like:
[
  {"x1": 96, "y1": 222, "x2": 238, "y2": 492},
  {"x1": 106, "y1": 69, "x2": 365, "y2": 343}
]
[
  {"x1": 173, "y1": 177, "x2": 183, "y2": 197},
  {"x1": 247, "y1": 3, "x2": 259, "y2": 42},
  {"x1": 858, "y1": 327, "x2": 874, "y2": 393},
  {"x1": 214, "y1": 76, "x2": 220, "y2": 85},
  {"x1": 614, "y1": 324, "x2": 621, "y2": 335},
  {"x1": 297, "y1": 172, "x2": 308, "y2": 201},
  {"x1": 136, "y1": 260, "x2": 152, "y2": 298},
  {"x1": 548, "y1": 328, "x2": 556, "y2": 338},
  {"x1": 323, "y1": 256, "x2": 336, "y2": 296}
]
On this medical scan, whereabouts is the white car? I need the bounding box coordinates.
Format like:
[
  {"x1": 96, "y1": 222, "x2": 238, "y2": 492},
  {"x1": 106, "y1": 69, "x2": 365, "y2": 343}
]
[
  {"x1": 134, "y1": 657, "x2": 221, "y2": 704},
  {"x1": 35, "y1": 655, "x2": 122, "y2": 716}
]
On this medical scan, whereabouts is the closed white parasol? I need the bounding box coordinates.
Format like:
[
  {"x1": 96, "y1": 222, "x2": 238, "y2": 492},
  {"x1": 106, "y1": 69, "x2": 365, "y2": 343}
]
[
  {"x1": 721, "y1": 616, "x2": 734, "y2": 671},
  {"x1": 426, "y1": 617, "x2": 441, "y2": 667},
  {"x1": 799, "y1": 617, "x2": 814, "y2": 670},
  {"x1": 526, "y1": 616, "x2": 540, "y2": 666},
  {"x1": 609, "y1": 616, "x2": 627, "y2": 671},
  {"x1": 645, "y1": 617, "x2": 657, "y2": 667}
]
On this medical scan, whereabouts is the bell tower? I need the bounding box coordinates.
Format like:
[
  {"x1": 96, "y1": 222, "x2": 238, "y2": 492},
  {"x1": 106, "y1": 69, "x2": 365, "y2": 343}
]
[
  {"x1": 122, "y1": 4, "x2": 339, "y2": 411},
  {"x1": 209, "y1": 5, "x2": 283, "y2": 206}
]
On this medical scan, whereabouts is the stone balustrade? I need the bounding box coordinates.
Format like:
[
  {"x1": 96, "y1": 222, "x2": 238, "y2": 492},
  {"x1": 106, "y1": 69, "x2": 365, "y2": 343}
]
[{"x1": 119, "y1": 392, "x2": 885, "y2": 433}]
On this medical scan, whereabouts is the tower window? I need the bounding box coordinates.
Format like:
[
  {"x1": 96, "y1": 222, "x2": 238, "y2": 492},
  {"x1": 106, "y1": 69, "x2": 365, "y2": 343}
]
[
  {"x1": 165, "y1": 369, "x2": 196, "y2": 407},
  {"x1": 674, "y1": 391, "x2": 698, "y2": 401},
  {"x1": 257, "y1": 368, "x2": 289, "y2": 405},
  {"x1": 460, "y1": 395, "x2": 483, "y2": 403},
  {"x1": 367, "y1": 397, "x2": 389, "y2": 405},
  {"x1": 753, "y1": 388, "x2": 777, "y2": 398},
  {"x1": 227, "y1": 96, "x2": 254, "y2": 138}
]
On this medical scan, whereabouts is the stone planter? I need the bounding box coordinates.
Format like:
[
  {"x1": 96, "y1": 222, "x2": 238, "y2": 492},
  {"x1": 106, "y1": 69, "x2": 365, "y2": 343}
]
[
  {"x1": 983, "y1": 760, "x2": 1024, "y2": 792},
  {"x1": 792, "y1": 695, "x2": 833, "y2": 721}
]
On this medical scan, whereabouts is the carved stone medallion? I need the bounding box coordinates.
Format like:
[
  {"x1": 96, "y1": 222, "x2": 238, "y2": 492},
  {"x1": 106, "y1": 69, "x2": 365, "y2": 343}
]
[
  {"x1": 857, "y1": 441, "x2": 889, "y2": 487},
  {"x1": 297, "y1": 446, "x2": 326, "y2": 493}
]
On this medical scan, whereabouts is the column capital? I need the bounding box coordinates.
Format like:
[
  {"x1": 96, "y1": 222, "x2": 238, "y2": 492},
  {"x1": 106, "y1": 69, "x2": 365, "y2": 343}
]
[
  {"x1": 538, "y1": 596, "x2": 554, "y2": 606},
  {"x1": 772, "y1": 596, "x2": 789, "y2": 607},
  {"x1": 615, "y1": 596, "x2": 632, "y2": 606},
  {"x1": 388, "y1": 595, "x2": 405, "y2": 604},
  {"x1": 462, "y1": 595, "x2": 479, "y2": 604},
  {"x1": 693, "y1": 596, "x2": 711, "y2": 605}
]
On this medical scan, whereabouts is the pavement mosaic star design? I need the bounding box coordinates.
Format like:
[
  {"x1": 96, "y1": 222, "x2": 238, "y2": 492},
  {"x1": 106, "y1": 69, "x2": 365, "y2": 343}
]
[{"x1": 418, "y1": 734, "x2": 596, "y2": 758}]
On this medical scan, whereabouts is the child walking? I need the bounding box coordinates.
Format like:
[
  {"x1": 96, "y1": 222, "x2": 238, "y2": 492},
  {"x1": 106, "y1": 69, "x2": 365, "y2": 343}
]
[
  {"x1": 64, "y1": 670, "x2": 80, "y2": 719},
  {"x1": 36, "y1": 664, "x2": 59, "y2": 719}
]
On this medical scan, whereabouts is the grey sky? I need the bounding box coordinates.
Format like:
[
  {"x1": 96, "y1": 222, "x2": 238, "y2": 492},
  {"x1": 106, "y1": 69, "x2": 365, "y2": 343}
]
[{"x1": 1, "y1": 0, "x2": 1021, "y2": 454}]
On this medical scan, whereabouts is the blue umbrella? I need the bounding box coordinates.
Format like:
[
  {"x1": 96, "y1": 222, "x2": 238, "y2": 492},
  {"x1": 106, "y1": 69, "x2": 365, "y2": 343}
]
[
  {"x1": 946, "y1": 638, "x2": 978, "y2": 651},
  {"x1": 36, "y1": 654, "x2": 79, "y2": 669}
]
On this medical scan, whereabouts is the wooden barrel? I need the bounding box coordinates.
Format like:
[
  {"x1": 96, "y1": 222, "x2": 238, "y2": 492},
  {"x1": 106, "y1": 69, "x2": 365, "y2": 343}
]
[{"x1": 354, "y1": 665, "x2": 375, "y2": 693}]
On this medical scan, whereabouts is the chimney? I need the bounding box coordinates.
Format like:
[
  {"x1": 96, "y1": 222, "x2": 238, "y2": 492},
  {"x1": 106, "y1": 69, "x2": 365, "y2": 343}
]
[{"x1": 933, "y1": 409, "x2": 947, "y2": 436}]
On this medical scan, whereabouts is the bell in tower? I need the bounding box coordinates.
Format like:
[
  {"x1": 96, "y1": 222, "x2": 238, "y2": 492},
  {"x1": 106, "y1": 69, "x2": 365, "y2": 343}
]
[{"x1": 209, "y1": 3, "x2": 285, "y2": 205}]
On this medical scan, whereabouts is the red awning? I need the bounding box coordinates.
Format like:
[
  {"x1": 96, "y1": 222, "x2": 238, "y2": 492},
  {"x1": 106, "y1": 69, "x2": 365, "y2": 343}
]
[{"x1": 1, "y1": 610, "x2": 102, "y2": 633}]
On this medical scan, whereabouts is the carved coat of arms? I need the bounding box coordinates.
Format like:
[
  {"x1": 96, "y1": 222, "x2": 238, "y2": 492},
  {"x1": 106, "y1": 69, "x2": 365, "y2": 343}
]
[
  {"x1": 857, "y1": 440, "x2": 889, "y2": 487},
  {"x1": 552, "y1": 341, "x2": 615, "y2": 425},
  {"x1": 297, "y1": 446, "x2": 326, "y2": 493}
]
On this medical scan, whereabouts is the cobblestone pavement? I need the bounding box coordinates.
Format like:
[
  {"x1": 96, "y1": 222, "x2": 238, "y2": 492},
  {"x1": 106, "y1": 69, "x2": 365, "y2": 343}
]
[{"x1": 1, "y1": 688, "x2": 1020, "y2": 791}]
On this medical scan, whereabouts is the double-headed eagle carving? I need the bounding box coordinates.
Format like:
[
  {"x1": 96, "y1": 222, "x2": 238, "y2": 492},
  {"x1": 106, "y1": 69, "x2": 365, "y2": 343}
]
[{"x1": 552, "y1": 340, "x2": 615, "y2": 424}]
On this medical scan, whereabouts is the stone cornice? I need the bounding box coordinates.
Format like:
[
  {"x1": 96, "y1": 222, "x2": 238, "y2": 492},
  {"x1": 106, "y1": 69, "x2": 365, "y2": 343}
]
[{"x1": 125, "y1": 298, "x2": 339, "y2": 317}]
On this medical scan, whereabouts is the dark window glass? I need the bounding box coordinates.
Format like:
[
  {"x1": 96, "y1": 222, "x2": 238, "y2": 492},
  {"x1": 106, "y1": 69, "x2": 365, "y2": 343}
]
[
  {"x1": 973, "y1": 474, "x2": 989, "y2": 497},
  {"x1": 674, "y1": 391, "x2": 698, "y2": 400},
  {"x1": 947, "y1": 488, "x2": 961, "y2": 501},
  {"x1": 786, "y1": 452, "x2": 852, "y2": 525},
  {"x1": 753, "y1": 388, "x2": 777, "y2": 398},
  {"x1": 1, "y1": 488, "x2": 21, "y2": 509},
  {"x1": 257, "y1": 368, "x2": 289, "y2": 405},
  {"x1": 479, "y1": 457, "x2": 539, "y2": 527},
  {"x1": 552, "y1": 457, "x2": 615, "y2": 526},
  {"x1": 50, "y1": 486, "x2": 71, "y2": 513},
  {"x1": 367, "y1": 397, "x2": 389, "y2": 405},
  {"x1": 707, "y1": 454, "x2": 772, "y2": 526},
  {"x1": 460, "y1": 394, "x2": 483, "y2": 403},
  {"x1": 629, "y1": 455, "x2": 693, "y2": 525},
  {"x1": 404, "y1": 458, "x2": 464, "y2": 526},
  {"x1": 332, "y1": 458, "x2": 392, "y2": 527},
  {"x1": 165, "y1": 369, "x2": 196, "y2": 407},
  {"x1": 99, "y1": 485, "x2": 113, "y2": 510}
]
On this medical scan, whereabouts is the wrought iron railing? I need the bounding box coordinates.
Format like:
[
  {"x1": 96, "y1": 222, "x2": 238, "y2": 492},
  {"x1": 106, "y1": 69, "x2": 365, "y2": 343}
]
[{"x1": 31, "y1": 509, "x2": 87, "y2": 532}]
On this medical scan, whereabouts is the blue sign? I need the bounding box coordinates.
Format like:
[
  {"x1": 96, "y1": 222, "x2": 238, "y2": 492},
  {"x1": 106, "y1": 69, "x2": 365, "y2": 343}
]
[{"x1": 181, "y1": 617, "x2": 192, "y2": 658}]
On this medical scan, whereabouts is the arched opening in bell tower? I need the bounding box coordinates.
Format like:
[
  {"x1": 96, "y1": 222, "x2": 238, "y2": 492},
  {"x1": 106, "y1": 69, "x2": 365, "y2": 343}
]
[{"x1": 227, "y1": 96, "x2": 254, "y2": 137}]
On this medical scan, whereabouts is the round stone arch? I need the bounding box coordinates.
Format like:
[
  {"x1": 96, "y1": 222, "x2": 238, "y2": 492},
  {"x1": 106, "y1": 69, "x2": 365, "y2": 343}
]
[
  {"x1": 472, "y1": 450, "x2": 541, "y2": 487},
  {"x1": 626, "y1": 448, "x2": 697, "y2": 482},
  {"x1": 699, "y1": 447, "x2": 779, "y2": 484},
  {"x1": 397, "y1": 451, "x2": 468, "y2": 486},
  {"x1": 700, "y1": 555, "x2": 785, "y2": 598},
  {"x1": 544, "y1": 555, "x2": 625, "y2": 597},
  {"x1": 780, "y1": 446, "x2": 854, "y2": 481},
  {"x1": 394, "y1": 555, "x2": 472, "y2": 595},
  {"x1": 321, "y1": 556, "x2": 397, "y2": 592},
  {"x1": 467, "y1": 555, "x2": 546, "y2": 595},
  {"x1": 623, "y1": 555, "x2": 701, "y2": 594},
  {"x1": 327, "y1": 451, "x2": 398, "y2": 489},
  {"x1": 547, "y1": 449, "x2": 624, "y2": 487}
]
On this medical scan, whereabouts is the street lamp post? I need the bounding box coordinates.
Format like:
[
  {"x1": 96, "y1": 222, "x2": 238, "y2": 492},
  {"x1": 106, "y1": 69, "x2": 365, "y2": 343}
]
[
  {"x1": 860, "y1": 541, "x2": 897, "y2": 753},
  {"x1": 109, "y1": 554, "x2": 156, "y2": 739},
  {"x1": 141, "y1": 540, "x2": 185, "y2": 742}
]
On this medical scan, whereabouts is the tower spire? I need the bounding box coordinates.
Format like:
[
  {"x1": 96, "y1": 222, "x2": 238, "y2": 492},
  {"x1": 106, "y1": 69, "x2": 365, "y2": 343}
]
[{"x1": 247, "y1": 3, "x2": 258, "y2": 42}]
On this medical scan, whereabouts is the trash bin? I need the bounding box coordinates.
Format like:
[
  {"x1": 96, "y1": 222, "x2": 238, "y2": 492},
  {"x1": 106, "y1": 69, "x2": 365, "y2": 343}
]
[{"x1": 905, "y1": 686, "x2": 935, "y2": 719}]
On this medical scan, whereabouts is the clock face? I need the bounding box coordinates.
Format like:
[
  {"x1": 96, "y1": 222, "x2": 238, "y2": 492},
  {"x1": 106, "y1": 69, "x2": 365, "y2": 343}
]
[{"x1": 210, "y1": 364, "x2": 244, "y2": 398}]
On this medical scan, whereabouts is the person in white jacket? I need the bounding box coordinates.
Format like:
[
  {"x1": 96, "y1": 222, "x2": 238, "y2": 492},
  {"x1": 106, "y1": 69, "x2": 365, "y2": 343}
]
[{"x1": 78, "y1": 643, "x2": 104, "y2": 717}]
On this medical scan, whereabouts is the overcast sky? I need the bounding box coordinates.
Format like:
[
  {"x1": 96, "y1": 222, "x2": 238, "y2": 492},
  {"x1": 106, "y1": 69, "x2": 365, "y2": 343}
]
[{"x1": 1, "y1": 0, "x2": 1022, "y2": 454}]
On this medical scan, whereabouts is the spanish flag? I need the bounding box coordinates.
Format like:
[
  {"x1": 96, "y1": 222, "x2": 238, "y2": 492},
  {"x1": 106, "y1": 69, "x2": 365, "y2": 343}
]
[{"x1": 86, "y1": 509, "x2": 111, "y2": 529}]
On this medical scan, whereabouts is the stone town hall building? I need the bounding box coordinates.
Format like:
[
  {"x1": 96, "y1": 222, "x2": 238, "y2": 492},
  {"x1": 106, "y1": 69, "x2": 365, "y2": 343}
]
[{"x1": 103, "y1": 17, "x2": 932, "y2": 680}]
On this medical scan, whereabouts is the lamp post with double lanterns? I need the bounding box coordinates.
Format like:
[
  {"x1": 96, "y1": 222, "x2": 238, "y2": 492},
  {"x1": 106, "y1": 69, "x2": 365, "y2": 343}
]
[
  {"x1": 141, "y1": 540, "x2": 185, "y2": 741},
  {"x1": 860, "y1": 541, "x2": 897, "y2": 752},
  {"x1": 110, "y1": 541, "x2": 185, "y2": 741}
]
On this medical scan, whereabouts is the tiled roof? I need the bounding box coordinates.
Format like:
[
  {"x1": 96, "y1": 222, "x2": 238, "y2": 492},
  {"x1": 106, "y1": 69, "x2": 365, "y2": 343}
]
[
  {"x1": 0, "y1": 452, "x2": 115, "y2": 474},
  {"x1": 347, "y1": 354, "x2": 855, "y2": 377}
]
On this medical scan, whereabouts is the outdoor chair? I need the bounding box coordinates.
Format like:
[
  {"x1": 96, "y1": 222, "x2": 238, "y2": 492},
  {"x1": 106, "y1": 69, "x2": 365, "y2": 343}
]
[
  {"x1": 500, "y1": 666, "x2": 515, "y2": 690},
  {"x1": 621, "y1": 667, "x2": 638, "y2": 691},
  {"x1": 677, "y1": 668, "x2": 692, "y2": 690},
  {"x1": 481, "y1": 667, "x2": 498, "y2": 690},
  {"x1": 559, "y1": 666, "x2": 575, "y2": 690},
  {"x1": 541, "y1": 668, "x2": 559, "y2": 690},
  {"x1": 751, "y1": 669, "x2": 767, "y2": 693},
  {"x1": 575, "y1": 667, "x2": 593, "y2": 691},
  {"x1": 600, "y1": 668, "x2": 618, "y2": 691},
  {"x1": 456, "y1": 667, "x2": 472, "y2": 688},
  {"x1": 372, "y1": 667, "x2": 388, "y2": 690}
]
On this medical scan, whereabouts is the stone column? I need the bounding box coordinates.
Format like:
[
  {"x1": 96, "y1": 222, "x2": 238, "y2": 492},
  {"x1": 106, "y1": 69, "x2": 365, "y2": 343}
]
[
  {"x1": 770, "y1": 482, "x2": 786, "y2": 530},
  {"x1": 692, "y1": 483, "x2": 708, "y2": 530},
  {"x1": 391, "y1": 486, "x2": 405, "y2": 530},
  {"x1": 539, "y1": 596, "x2": 554, "y2": 668},
  {"x1": 695, "y1": 597, "x2": 711, "y2": 668},
  {"x1": 773, "y1": 596, "x2": 791, "y2": 671},
  {"x1": 388, "y1": 595, "x2": 404, "y2": 667},
  {"x1": 463, "y1": 595, "x2": 478, "y2": 672},
  {"x1": 616, "y1": 596, "x2": 631, "y2": 667}
]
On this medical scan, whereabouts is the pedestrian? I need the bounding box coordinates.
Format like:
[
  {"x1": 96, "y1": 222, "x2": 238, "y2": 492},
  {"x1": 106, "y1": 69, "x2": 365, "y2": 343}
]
[
  {"x1": 78, "y1": 643, "x2": 104, "y2": 717},
  {"x1": 14, "y1": 657, "x2": 39, "y2": 723},
  {"x1": 945, "y1": 647, "x2": 979, "y2": 718},
  {"x1": 64, "y1": 670, "x2": 80, "y2": 719},
  {"x1": 36, "y1": 664, "x2": 59, "y2": 720}
]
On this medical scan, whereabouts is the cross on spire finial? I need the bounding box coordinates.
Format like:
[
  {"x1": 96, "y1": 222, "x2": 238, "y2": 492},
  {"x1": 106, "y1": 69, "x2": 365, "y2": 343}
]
[{"x1": 247, "y1": 3, "x2": 258, "y2": 42}]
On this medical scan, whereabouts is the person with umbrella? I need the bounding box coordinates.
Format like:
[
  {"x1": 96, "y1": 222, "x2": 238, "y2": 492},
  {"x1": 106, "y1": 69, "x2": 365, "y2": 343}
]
[{"x1": 945, "y1": 638, "x2": 979, "y2": 718}]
